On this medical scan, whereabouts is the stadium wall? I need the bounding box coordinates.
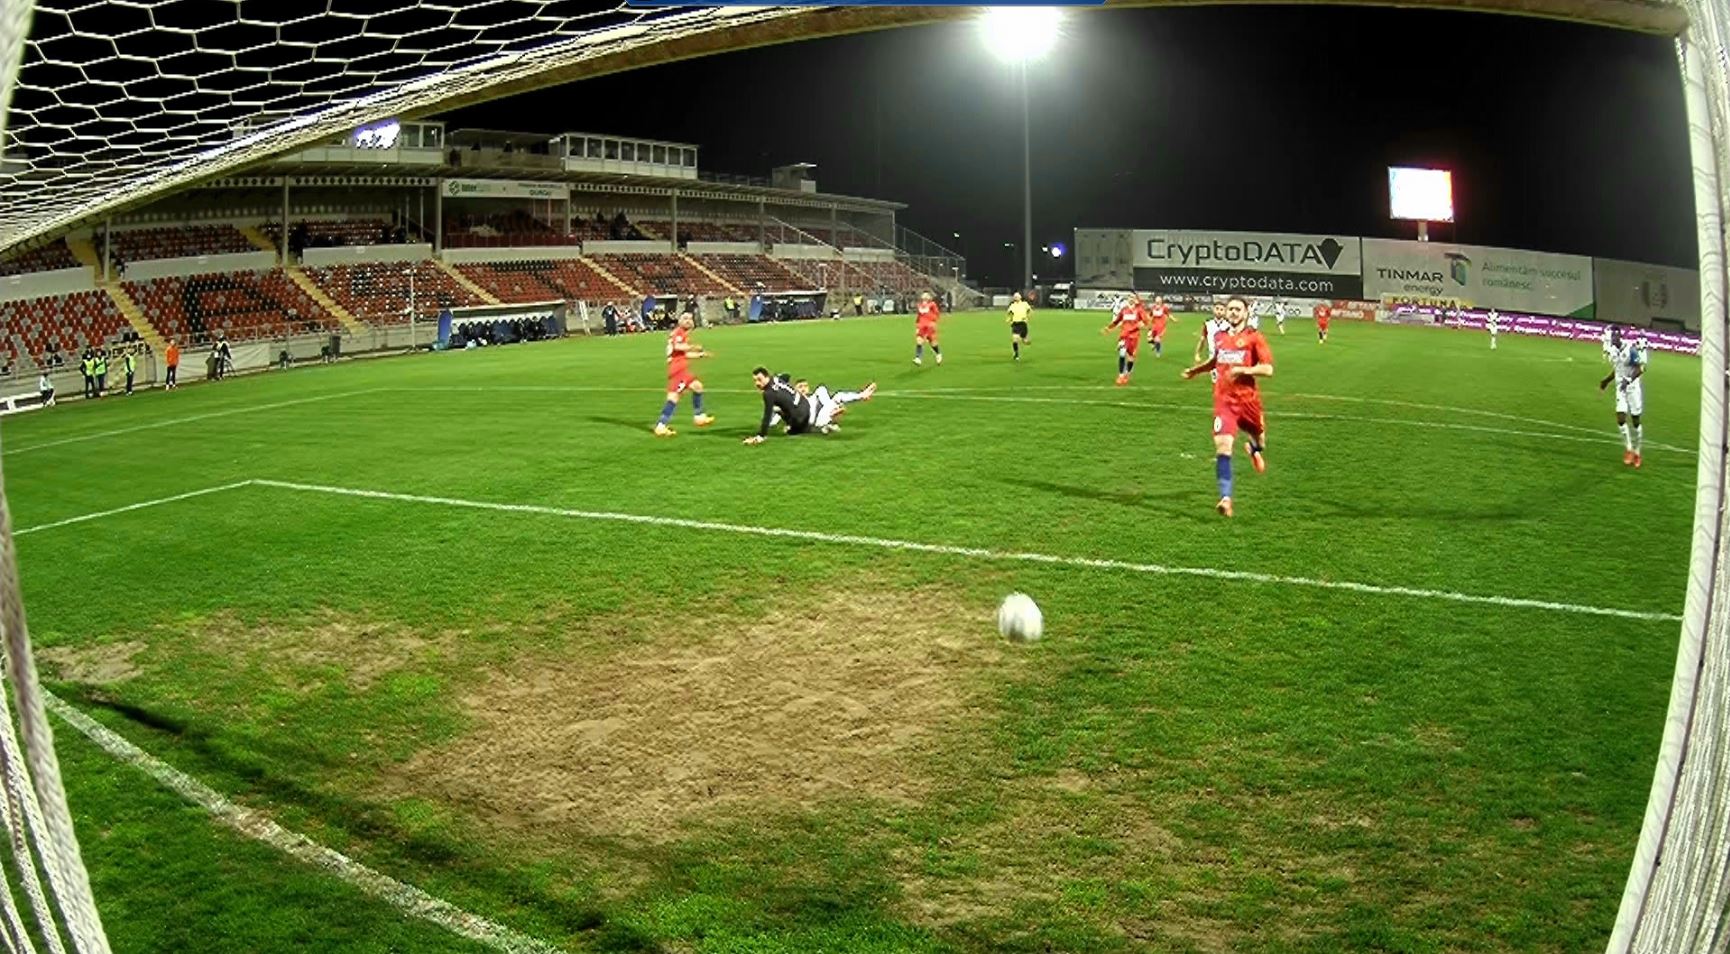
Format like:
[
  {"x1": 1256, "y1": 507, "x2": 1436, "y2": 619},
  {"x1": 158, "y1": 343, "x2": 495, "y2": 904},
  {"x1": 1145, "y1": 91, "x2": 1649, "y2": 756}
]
[
  {"x1": 125, "y1": 251, "x2": 277, "y2": 281},
  {"x1": 0, "y1": 267, "x2": 93, "y2": 302},
  {"x1": 300, "y1": 243, "x2": 432, "y2": 267},
  {"x1": 1076, "y1": 226, "x2": 1698, "y2": 328},
  {"x1": 1593, "y1": 258, "x2": 1702, "y2": 331}
]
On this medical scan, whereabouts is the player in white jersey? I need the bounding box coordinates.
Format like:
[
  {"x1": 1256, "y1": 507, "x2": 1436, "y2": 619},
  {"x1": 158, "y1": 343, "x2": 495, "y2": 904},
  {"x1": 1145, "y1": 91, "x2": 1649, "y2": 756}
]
[
  {"x1": 1486, "y1": 309, "x2": 1500, "y2": 350},
  {"x1": 1598, "y1": 325, "x2": 1649, "y2": 467},
  {"x1": 1272, "y1": 298, "x2": 1286, "y2": 335},
  {"x1": 1195, "y1": 298, "x2": 1229, "y2": 362}
]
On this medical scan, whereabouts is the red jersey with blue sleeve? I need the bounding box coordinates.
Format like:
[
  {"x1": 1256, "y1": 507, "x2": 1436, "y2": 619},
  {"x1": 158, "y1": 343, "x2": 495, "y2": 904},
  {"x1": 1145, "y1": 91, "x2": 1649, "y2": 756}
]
[{"x1": 1209, "y1": 327, "x2": 1272, "y2": 435}]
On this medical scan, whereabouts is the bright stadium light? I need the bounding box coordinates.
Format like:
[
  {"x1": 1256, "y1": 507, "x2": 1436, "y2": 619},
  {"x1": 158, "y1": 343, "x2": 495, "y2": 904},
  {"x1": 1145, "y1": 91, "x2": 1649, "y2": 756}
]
[
  {"x1": 981, "y1": 7, "x2": 1062, "y2": 63},
  {"x1": 981, "y1": 7, "x2": 1062, "y2": 293}
]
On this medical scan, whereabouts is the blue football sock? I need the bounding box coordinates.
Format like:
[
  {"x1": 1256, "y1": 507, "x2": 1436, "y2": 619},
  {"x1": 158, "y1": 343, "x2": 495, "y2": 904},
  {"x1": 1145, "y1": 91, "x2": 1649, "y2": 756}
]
[
  {"x1": 1117, "y1": 354, "x2": 1127, "y2": 375},
  {"x1": 657, "y1": 399, "x2": 677, "y2": 426},
  {"x1": 915, "y1": 344, "x2": 924, "y2": 359},
  {"x1": 1126, "y1": 359, "x2": 1135, "y2": 375},
  {"x1": 1154, "y1": 340, "x2": 1163, "y2": 356},
  {"x1": 692, "y1": 391, "x2": 705, "y2": 415},
  {"x1": 1216, "y1": 454, "x2": 1233, "y2": 498}
]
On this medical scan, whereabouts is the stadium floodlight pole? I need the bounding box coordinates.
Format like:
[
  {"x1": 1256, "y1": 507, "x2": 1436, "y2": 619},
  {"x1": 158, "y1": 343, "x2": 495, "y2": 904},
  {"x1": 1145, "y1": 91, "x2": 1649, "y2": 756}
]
[{"x1": 982, "y1": 7, "x2": 1060, "y2": 293}]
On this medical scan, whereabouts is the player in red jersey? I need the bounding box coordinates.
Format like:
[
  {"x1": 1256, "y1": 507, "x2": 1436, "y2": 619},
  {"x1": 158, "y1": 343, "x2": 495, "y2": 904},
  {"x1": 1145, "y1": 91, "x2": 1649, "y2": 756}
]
[
  {"x1": 1182, "y1": 294, "x2": 1273, "y2": 517},
  {"x1": 1314, "y1": 301, "x2": 1332, "y2": 344},
  {"x1": 1104, "y1": 293, "x2": 1148, "y2": 385},
  {"x1": 914, "y1": 292, "x2": 942, "y2": 366},
  {"x1": 1146, "y1": 295, "x2": 1171, "y2": 358},
  {"x1": 652, "y1": 312, "x2": 714, "y2": 436}
]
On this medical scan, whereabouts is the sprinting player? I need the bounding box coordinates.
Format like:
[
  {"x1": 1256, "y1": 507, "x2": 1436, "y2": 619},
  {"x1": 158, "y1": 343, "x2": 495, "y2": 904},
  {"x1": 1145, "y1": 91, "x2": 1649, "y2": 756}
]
[
  {"x1": 795, "y1": 378, "x2": 877, "y2": 431},
  {"x1": 1599, "y1": 326, "x2": 1649, "y2": 467},
  {"x1": 652, "y1": 312, "x2": 715, "y2": 436},
  {"x1": 1182, "y1": 294, "x2": 1274, "y2": 517},
  {"x1": 914, "y1": 292, "x2": 942, "y2": 366},
  {"x1": 1487, "y1": 308, "x2": 1501, "y2": 350},
  {"x1": 1272, "y1": 298, "x2": 1287, "y2": 335},
  {"x1": 1104, "y1": 293, "x2": 1149, "y2": 385},
  {"x1": 1147, "y1": 295, "x2": 1171, "y2": 357},
  {"x1": 1314, "y1": 301, "x2": 1332, "y2": 343},
  {"x1": 1006, "y1": 292, "x2": 1032, "y2": 361},
  {"x1": 1195, "y1": 298, "x2": 1229, "y2": 362}
]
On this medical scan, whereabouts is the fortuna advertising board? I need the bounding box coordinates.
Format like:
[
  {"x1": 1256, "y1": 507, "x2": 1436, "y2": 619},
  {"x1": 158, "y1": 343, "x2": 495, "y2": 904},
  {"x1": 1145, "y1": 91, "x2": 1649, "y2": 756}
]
[{"x1": 1362, "y1": 238, "x2": 1594, "y2": 318}]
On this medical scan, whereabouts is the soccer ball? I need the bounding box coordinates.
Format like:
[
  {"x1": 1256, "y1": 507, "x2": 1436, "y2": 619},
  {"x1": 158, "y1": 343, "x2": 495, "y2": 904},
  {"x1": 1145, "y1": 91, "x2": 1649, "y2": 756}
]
[{"x1": 996, "y1": 593, "x2": 1043, "y2": 644}]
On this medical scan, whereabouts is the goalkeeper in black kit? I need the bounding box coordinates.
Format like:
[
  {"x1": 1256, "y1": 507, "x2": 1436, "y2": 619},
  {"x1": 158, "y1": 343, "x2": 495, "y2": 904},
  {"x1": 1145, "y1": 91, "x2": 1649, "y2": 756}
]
[{"x1": 743, "y1": 367, "x2": 876, "y2": 445}]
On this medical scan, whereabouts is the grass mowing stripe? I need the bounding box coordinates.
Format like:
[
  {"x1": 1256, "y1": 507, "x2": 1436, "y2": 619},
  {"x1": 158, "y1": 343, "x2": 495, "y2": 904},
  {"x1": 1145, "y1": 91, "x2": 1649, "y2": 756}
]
[
  {"x1": 42, "y1": 692, "x2": 565, "y2": 954},
  {"x1": 5, "y1": 390, "x2": 382, "y2": 456},
  {"x1": 253, "y1": 478, "x2": 1681, "y2": 623},
  {"x1": 13, "y1": 482, "x2": 255, "y2": 537}
]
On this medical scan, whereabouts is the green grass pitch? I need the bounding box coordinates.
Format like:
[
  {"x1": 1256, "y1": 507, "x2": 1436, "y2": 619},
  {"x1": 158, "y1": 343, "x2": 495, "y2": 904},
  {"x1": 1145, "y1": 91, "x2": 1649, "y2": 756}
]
[{"x1": 2, "y1": 310, "x2": 1695, "y2": 952}]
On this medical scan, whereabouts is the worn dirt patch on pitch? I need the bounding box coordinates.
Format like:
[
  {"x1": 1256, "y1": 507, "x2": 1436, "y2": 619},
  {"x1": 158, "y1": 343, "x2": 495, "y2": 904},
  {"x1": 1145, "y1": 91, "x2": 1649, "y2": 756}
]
[
  {"x1": 38, "y1": 640, "x2": 146, "y2": 685},
  {"x1": 183, "y1": 608, "x2": 467, "y2": 691},
  {"x1": 384, "y1": 587, "x2": 1011, "y2": 840}
]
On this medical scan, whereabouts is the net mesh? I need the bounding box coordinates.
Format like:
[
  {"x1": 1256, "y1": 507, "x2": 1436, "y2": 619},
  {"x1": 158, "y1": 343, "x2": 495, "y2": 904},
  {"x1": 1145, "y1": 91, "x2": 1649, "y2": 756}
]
[
  {"x1": 1611, "y1": 8, "x2": 1730, "y2": 951},
  {"x1": 0, "y1": 5, "x2": 112, "y2": 951},
  {"x1": 0, "y1": 1, "x2": 802, "y2": 256}
]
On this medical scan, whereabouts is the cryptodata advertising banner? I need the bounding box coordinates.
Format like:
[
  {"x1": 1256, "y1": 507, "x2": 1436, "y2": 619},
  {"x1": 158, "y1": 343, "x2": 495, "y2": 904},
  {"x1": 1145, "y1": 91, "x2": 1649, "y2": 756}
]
[
  {"x1": 1362, "y1": 238, "x2": 1594, "y2": 318},
  {"x1": 1075, "y1": 228, "x2": 1364, "y2": 299}
]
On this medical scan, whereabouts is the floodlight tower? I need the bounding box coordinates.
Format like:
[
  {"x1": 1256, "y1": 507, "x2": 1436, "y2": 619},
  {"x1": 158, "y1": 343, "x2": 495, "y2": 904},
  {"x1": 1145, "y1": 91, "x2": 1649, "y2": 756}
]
[{"x1": 982, "y1": 7, "x2": 1060, "y2": 294}]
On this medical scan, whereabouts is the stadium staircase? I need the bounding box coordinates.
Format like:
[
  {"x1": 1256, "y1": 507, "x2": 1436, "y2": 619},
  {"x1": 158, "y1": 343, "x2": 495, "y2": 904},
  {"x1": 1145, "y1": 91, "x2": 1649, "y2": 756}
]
[
  {"x1": 65, "y1": 235, "x2": 100, "y2": 272},
  {"x1": 238, "y1": 225, "x2": 279, "y2": 254},
  {"x1": 284, "y1": 267, "x2": 367, "y2": 334},
  {"x1": 678, "y1": 253, "x2": 742, "y2": 296},
  {"x1": 579, "y1": 255, "x2": 640, "y2": 298},
  {"x1": 433, "y1": 259, "x2": 501, "y2": 305},
  {"x1": 96, "y1": 282, "x2": 166, "y2": 353}
]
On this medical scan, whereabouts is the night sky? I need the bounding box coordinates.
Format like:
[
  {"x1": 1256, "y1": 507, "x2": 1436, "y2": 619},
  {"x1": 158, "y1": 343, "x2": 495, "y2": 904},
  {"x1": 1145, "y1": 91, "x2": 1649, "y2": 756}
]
[{"x1": 439, "y1": 6, "x2": 1697, "y2": 286}]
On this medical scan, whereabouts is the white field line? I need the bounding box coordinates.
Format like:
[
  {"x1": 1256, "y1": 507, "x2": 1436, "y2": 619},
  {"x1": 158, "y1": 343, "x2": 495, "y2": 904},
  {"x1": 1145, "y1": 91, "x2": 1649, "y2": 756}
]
[
  {"x1": 41, "y1": 694, "x2": 565, "y2": 954},
  {"x1": 13, "y1": 482, "x2": 254, "y2": 537},
  {"x1": 877, "y1": 391, "x2": 1682, "y2": 454},
  {"x1": 252, "y1": 478, "x2": 1680, "y2": 624},
  {"x1": 4, "y1": 389, "x2": 383, "y2": 456}
]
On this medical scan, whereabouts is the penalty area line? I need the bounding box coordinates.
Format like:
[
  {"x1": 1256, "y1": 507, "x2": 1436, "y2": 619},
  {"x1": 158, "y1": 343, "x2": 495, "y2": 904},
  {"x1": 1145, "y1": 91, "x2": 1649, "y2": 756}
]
[
  {"x1": 252, "y1": 477, "x2": 1680, "y2": 624},
  {"x1": 43, "y1": 694, "x2": 565, "y2": 954}
]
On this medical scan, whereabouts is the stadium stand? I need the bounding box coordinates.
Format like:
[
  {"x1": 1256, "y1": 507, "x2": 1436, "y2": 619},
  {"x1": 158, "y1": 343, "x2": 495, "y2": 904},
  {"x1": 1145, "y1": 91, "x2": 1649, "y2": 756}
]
[
  {"x1": 644, "y1": 220, "x2": 757, "y2": 243},
  {"x1": 693, "y1": 254, "x2": 809, "y2": 291},
  {"x1": 304, "y1": 262, "x2": 487, "y2": 324},
  {"x1": 0, "y1": 242, "x2": 80, "y2": 276},
  {"x1": 108, "y1": 225, "x2": 255, "y2": 262},
  {"x1": 0, "y1": 292, "x2": 127, "y2": 368},
  {"x1": 444, "y1": 211, "x2": 581, "y2": 249},
  {"x1": 262, "y1": 219, "x2": 404, "y2": 251},
  {"x1": 124, "y1": 271, "x2": 338, "y2": 344},
  {"x1": 588, "y1": 254, "x2": 731, "y2": 297},
  {"x1": 456, "y1": 259, "x2": 633, "y2": 305}
]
